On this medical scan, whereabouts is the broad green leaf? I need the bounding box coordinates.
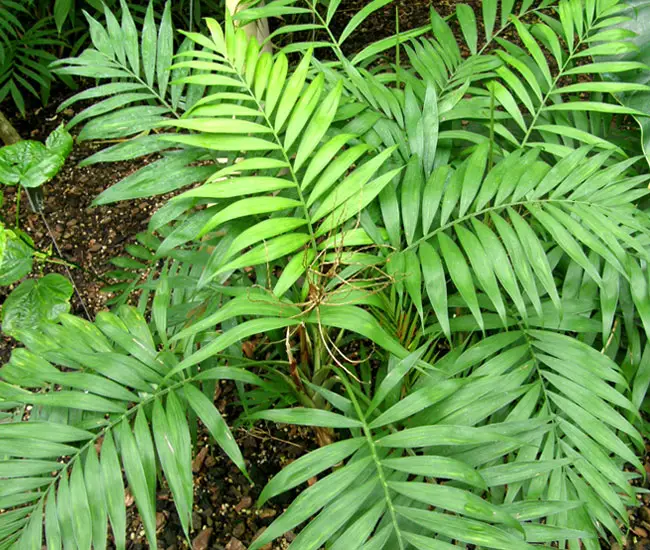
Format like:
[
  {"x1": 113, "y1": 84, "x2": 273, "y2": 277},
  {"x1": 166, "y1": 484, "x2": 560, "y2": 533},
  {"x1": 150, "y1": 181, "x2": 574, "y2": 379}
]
[
  {"x1": 376, "y1": 425, "x2": 515, "y2": 448},
  {"x1": 151, "y1": 398, "x2": 191, "y2": 538},
  {"x1": 294, "y1": 81, "x2": 343, "y2": 171},
  {"x1": 401, "y1": 155, "x2": 423, "y2": 246},
  {"x1": 382, "y1": 455, "x2": 486, "y2": 489},
  {"x1": 100, "y1": 432, "x2": 126, "y2": 550},
  {"x1": 249, "y1": 457, "x2": 373, "y2": 550},
  {"x1": 1, "y1": 273, "x2": 73, "y2": 334},
  {"x1": 248, "y1": 408, "x2": 362, "y2": 428},
  {"x1": 217, "y1": 233, "x2": 311, "y2": 275},
  {"x1": 396, "y1": 506, "x2": 532, "y2": 549},
  {"x1": 184, "y1": 384, "x2": 247, "y2": 476},
  {"x1": 438, "y1": 232, "x2": 483, "y2": 331},
  {"x1": 370, "y1": 380, "x2": 463, "y2": 428},
  {"x1": 117, "y1": 420, "x2": 157, "y2": 548},
  {"x1": 69, "y1": 460, "x2": 92, "y2": 550},
  {"x1": 84, "y1": 446, "x2": 107, "y2": 550},
  {"x1": 141, "y1": 2, "x2": 157, "y2": 87},
  {"x1": 456, "y1": 4, "x2": 478, "y2": 54},
  {"x1": 258, "y1": 438, "x2": 364, "y2": 506},
  {"x1": 198, "y1": 197, "x2": 301, "y2": 237}
]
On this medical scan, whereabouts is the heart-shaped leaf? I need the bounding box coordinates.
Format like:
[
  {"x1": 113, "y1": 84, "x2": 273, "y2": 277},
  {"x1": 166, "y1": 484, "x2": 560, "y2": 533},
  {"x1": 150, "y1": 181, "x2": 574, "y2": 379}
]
[
  {"x1": 0, "y1": 124, "x2": 73, "y2": 188},
  {"x1": 0, "y1": 229, "x2": 33, "y2": 286},
  {"x1": 1, "y1": 273, "x2": 73, "y2": 335}
]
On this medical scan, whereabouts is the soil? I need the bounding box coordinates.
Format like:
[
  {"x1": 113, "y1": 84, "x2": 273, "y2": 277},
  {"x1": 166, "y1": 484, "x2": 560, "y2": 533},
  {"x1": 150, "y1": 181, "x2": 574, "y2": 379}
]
[{"x1": 0, "y1": 1, "x2": 649, "y2": 548}]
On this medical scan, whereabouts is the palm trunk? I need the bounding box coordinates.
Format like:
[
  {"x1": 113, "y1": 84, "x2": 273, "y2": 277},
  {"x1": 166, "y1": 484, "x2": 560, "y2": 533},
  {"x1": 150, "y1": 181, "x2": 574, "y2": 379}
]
[
  {"x1": 0, "y1": 109, "x2": 20, "y2": 145},
  {"x1": 226, "y1": 0, "x2": 272, "y2": 53}
]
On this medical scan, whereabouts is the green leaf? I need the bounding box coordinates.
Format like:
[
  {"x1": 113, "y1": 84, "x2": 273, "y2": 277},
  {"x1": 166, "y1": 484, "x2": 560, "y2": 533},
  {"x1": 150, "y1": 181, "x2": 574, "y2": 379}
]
[
  {"x1": 288, "y1": 477, "x2": 379, "y2": 549},
  {"x1": 53, "y1": 0, "x2": 71, "y2": 32},
  {"x1": 1, "y1": 274, "x2": 73, "y2": 336},
  {"x1": 198, "y1": 197, "x2": 301, "y2": 237},
  {"x1": 84, "y1": 446, "x2": 107, "y2": 550},
  {"x1": 0, "y1": 125, "x2": 72, "y2": 188},
  {"x1": 376, "y1": 425, "x2": 515, "y2": 448},
  {"x1": 258, "y1": 438, "x2": 365, "y2": 506},
  {"x1": 382, "y1": 455, "x2": 486, "y2": 489},
  {"x1": 184, "y1": 384, "x2": 247, "y2": 476},
  {"x1": 396, "y1": 506, "x2": 532, "y2": 549},
  {"x1": 249, "y1": 408, "x2": 362, "y2": 429},
  {"x1": 456, "y1": 4, "x2": 478, "y2": 54},
  {"x1": 100, "y1": 432, "x2": 126, "y2": 550},
  {"x1": 455, "y1": 225, "x2": 507, "y2": 325},
  {"x1": 508, "y1": 207, "x2": 561, "y2": 313},
  {"x1": 370, "y1": 380, "x2": 463, "y2": 428},
  {"x1": 217, "y1": 233, "x2": 311, "y2": 275},
  {"x1": 438, "y1": 232, "x2": 483, "y2": 332},
  {"x1": 151, "y1": 397, "x2": 191, "y2": 538},
  {"x1": 389, "y1": 481, "x2": 521, "y2": 531},
  {"x1": 367, "y1": 346, "x2": 426, "y2": 417},
  {"x1": 69, "y1": 460, "x2": 92, "y2": 550},
  {"x1": 294, "y1": 81, "x2": 343, "y2": 171},
  {"x1": 141, "y1": 2, "x2": 157, "y2": 87},
  {"x1": 338, "y1": 0, "x2": 393, "y2": 45},
  {"x1": 120, "y1": 0, "x2": 139, "y2": 75},
  {"x1": 117, "y1": 420, "x2": 157, "y2": 548},
  {"x1": 401, "y1": 155, "x2": 423, "y2": 246},
  {"x1": 156, "y1": 2, "x2": 173, "y2": 98},
  {"x1": 274, "y1": 249, "x2": 316, "y2": 298},
  {"x1": 250, "y1": 457, "x2": 373, "y2": 550}
]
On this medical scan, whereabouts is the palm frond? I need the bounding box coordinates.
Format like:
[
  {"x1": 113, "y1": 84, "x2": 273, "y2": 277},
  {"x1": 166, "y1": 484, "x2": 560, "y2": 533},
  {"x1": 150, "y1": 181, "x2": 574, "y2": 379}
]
[
  {"x1": 0, "y1": 305, "x2": 258, "y2": 549},
  {"x1": 374, "y1": 142, "x2": 650, "y2": 339}
]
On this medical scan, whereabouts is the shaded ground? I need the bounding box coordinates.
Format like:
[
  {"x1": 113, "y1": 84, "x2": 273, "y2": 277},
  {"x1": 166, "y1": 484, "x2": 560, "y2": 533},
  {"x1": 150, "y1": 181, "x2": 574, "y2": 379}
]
[{"x1": 1, "y1": 1, "x2": 650, "y2": 548}]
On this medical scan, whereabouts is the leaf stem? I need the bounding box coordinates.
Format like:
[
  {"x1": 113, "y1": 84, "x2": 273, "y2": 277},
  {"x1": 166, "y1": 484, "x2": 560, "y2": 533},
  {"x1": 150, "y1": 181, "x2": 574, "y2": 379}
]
[{"x1": 338, "y1": 368, "x2": 405, "y2": 550}]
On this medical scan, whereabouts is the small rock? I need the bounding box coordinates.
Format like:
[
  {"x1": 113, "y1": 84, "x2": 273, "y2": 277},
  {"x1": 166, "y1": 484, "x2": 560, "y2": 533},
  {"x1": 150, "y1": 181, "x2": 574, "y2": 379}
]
[
  {"x1": 258, "y1": 508, "x2": 276, "y2": 519},
  {"x1": 232, "y1": 522, "x2": 245, "y2": 538},
  {"x1": 284, "y1": 531, "x2": 296, "y2": 542},
  {"x1": 192, "y1": 445, "x2": 209, "y2": 473},
  {"x1": 225, "y1": 537, "x2": 246, "y2": 550},
  {"x1": 205, "y1": 454, "x2": 217, "y2": 468},
  {"x1": 192, "y1": 528, "x2": 213, "y2": 550},
  {"x1": 234, "y1": 496, "x2": 252, "y2": 513}
]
